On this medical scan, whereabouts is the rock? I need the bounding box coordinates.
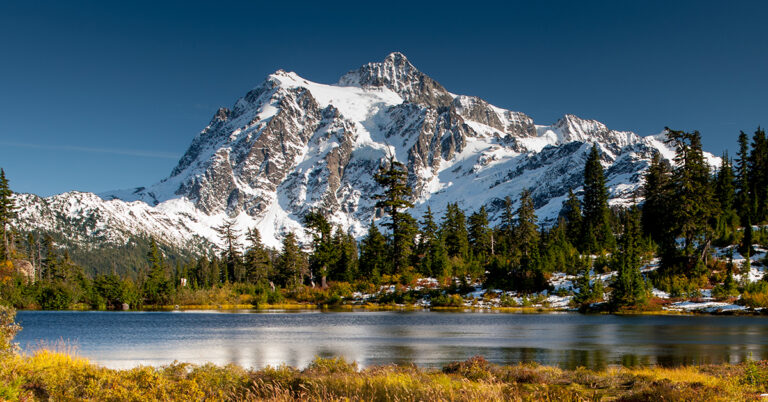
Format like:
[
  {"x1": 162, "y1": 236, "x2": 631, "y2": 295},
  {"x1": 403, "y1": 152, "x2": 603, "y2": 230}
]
[{"x1": 12, "y1": 260, "x2": 34, "y2": 283}]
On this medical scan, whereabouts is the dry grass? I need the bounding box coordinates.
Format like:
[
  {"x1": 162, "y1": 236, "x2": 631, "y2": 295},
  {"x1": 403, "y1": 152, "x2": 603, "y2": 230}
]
[{"x1": 0, "y1": 353, "x2": 766, "y2": 401}]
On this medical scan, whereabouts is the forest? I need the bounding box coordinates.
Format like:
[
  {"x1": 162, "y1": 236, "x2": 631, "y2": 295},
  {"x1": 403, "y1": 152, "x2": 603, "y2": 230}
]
[{"x1": 0, "y1": 127, "x2": 767, "y2": 312}]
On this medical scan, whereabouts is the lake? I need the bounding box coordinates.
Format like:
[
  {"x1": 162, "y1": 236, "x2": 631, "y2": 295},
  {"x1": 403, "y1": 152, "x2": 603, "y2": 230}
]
[{"x1": 14, "y1": 310, "x2": 768, "y2": 370}]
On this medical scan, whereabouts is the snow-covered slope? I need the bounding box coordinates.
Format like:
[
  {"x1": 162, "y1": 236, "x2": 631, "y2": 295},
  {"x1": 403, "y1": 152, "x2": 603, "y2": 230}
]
[{"x1": 15, "y1": 52, "x2": 717, "y2": 250}]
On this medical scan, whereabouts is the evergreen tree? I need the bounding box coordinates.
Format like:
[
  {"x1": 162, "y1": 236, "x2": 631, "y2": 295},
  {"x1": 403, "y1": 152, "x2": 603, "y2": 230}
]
[
  {"x1": 274, "y1": 233, "x2": 307, "y2": 289},
  {"x1": 142, "y1": 239, "x2": 171, "y2": 304},
  {"x1": 514, "y1": 189, "x2": 539, "y2": 259},
  {"x1": 42, "y1": 234, "x2": 58, "y2": 281},
  {"x1": 244, "y1": 228, "x2": 271, "y2": 285},
  {"x1": 416, "y1": 206, "x2": 438, "y2": 276},
  {"x1": 611, "y1": 207, "x2": 647, "y2": 309},
  {"x1": 749, "y1": 127, "x2": 768, "y2": 222},
  {"x1": 561, "y1": 189, "x2": 583, "y2": 245},
  {"x1": 581, "y1": 145, "x2": 614, "y2": 252},
  {"x1": 467, "y1": 206, "x2": 492, "y2": 262},
  {"x1": 511, "y1": 189, "x2": 545, "y2": 292},
  {"x1": 666, "y1": 128, "x2": 715, "y2": 271},
  {"x1": 573, "y1": 268, "x2": 604, "y2": 307},
  {"x1": 359, "y1": 222, "x2": 387, "y2": 281},
  {"x1": 641, "y1": 152, "x2": 673, "y2": 244},
  {"x1": 0, "y1": 169, "x2": 16, "y2": 261},
  {"x1": 215, "y1": 218, "x2": 242, "y2": 282},
  {"x1": 736, "y1": 131, "x2": 752, "y2": 225},
  {"x1": 441, "y1": 203, "x2": 469, "y2": 260},
  {"x1": 303, "y1": 211, "x2": 335, "y2": 288},
  {"x1": 499, "y1": 196, "x2": 515, "y2": 256},
  {"x1": 714, "y1": 153, "x2": 738, "y2": 242},
  {"x1": 373, "y1": 155, "x2": 415, "y2": 273},
  {"x1": 331, "y1": 229, "x2": 358, "y2": 282}
]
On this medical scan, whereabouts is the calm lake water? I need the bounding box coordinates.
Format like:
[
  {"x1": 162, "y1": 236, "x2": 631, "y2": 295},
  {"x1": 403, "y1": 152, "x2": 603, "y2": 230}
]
[{"x1": 14, "y1": 310, "x2": 768, "y2": 370}]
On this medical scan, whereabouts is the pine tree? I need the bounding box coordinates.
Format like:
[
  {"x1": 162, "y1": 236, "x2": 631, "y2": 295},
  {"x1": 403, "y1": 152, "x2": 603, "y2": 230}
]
[
  {"x1": 714, "y1": 153, "x2": 738, "y2": 242},
  {"x1": 441, "y1": 203, "x2": 469, "y2": 260},
  {"x1": 244, "y1": 228, "x2": 271, "y2": 285},
  {"x1": 416, "y1": 207, "x2": 438, "y2": 276},
  {"x1": 511, "y1": 189, "x2": 545, "y2": 292},
  {"x1": 581, "y1": 145, "x2": 614, "y2": 253},
  {"x1": 373, "y1": 155, "x2": 415, "y2": 273},
  {"x1": 359, "y1": 222, "x2": 387, "y2": 281},
  {"x1": 561, "y1": 189, "x2": 583, "y2": 246},
  {"x1": 514, "y1": 189, "x2": 539, "y2": 259},
  {"x1": 274, "y1": 233, "x2": 307, "y2": 289},
  {"x1": 749, "y1": 127, "x2": 768, "y2": 222},
  {"x1": 641, "y1": 152, "x2": 673, "y2": 245},
  {"x1": 332, "y1": 229, "x2": 358, "y2": 282},
  {"x1": 736, "y1": 131, "x2": 752, "y2": 225},
  {"x1": 467, "y1": 206, "x2": 492, "y2": 262},
  {"x1": 499, "y1": 196, "x2": 515, "y2": 256},
  {"x1": 611, "y1": 207, "x2": 647, "y2": 309},
  {"x1": 143, "y1": 239, "x2": 171, "y2": 304},
  {"x1": 0, "y1": 169, "x2": 16, "y2": 261},
  {"x1": 215, "y1": 218, "x2": 242, "y2": 282},
  {"x1": 42, "y1": 234, "x2": 58, "y2": 281},
  {"x1": 303, "y1": 211, "x2": 335, "y2": 288},
  {"x1": 666, "y1": 128, "x2": 715, "y2": 270}
]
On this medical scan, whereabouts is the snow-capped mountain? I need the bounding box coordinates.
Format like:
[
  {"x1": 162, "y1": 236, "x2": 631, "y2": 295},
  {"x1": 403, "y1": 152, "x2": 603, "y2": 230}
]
[{"x1": 14, "y1": 52, "x2": 716, "y2": 251}]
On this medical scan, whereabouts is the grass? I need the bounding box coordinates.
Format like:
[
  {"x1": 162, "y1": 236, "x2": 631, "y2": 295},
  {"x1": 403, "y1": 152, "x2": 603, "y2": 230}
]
[{"x1": 1, "y1": 352, "x2": 767, "y2": 401}]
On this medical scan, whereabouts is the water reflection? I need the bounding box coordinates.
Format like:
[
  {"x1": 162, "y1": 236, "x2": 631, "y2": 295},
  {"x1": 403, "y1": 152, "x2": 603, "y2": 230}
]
[{"x1": 14, "y1": 311, "x2": 768, "y2": 370}]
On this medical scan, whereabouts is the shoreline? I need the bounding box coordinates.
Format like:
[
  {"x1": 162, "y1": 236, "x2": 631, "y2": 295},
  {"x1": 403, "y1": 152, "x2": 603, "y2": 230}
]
[{"x1": 18, "y1": 302, "x2": 768, "y2": 316}]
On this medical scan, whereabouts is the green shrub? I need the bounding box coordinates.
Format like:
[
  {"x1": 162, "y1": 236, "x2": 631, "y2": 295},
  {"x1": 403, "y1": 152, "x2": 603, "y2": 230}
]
[{"x1": 0, "y1": 305, "x2": 20, "y2": 357}]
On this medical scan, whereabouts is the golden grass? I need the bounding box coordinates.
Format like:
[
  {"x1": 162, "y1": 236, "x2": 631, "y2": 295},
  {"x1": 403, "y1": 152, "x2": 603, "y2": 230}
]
[{"x1": 1, "y1": 352, "x2": 766, "y2": 401}]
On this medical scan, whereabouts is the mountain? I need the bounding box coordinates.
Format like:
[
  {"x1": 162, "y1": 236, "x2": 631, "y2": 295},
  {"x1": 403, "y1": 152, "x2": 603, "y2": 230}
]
[{"x1": 13, "y1": 52, "x2": 718, "y2": 269}]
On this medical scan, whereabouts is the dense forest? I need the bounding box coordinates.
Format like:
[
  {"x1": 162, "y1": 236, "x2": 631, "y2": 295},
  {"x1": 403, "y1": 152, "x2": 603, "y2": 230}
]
[{"x1": 1, "y1": 127, "x2": 767, "y2": 312}]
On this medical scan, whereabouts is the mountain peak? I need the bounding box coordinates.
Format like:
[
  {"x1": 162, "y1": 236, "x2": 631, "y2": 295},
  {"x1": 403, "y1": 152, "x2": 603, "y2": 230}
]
[{"x1": 337, "y1": 52, "x2": 453, "y2": 107}]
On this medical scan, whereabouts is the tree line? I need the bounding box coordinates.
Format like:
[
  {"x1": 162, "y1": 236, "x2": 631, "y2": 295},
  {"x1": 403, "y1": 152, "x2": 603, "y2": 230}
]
[{"x1": 1, "y1": 127, "x2": 767, "y2": 311}]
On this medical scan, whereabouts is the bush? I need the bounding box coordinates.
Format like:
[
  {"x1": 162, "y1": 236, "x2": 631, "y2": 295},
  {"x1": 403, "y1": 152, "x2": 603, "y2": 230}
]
[
  {"x1": 0, "y1": 305, "x2": 20, "y2": 357},
  {"x1": 38, "y1": 282, "x2": 74, "y2": 310},
  {"x1": 431, "y1": 293, "x2": 463, "y2": 307},
  {"x1": 443, "y1": 356, "x2": 495, "y2": 382}
]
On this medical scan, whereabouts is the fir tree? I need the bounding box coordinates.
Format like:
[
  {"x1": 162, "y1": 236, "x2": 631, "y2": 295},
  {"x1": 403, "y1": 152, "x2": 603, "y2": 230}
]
[
  {"x1": 303, "y1": 211, "x2": 335, "y2": 288},
  {"x1": 499, "y1": 196, "x2": 515, "y2": 256},
  {"x1": 332, "y1": 229, "x2": 358, "y2": 282},
  {"x1": 215, "y1": 218, "x2": 242, "y2": 283},
  {"x1": 561, "y1": 189, "x2": 583, "y2": 246},
  {"x1": 244, "y1": 228, "x2": 271, "y2": 285},
  {"x1": 641, "y1": 152, "x2": 673, "y2": 245},
  {"x1": 511, "y1": 189, "x2": 545, "y2": 292},
  {"x1": 373, "y1": 155, "x2": 415, "y2": 273},
  {"x1": 416, "y1": 207, "x2": 439, "y2": 276},
  {"x1": 143, "y1": 239, "x2": 171, "y2": 304},
  {"x1": 581, "y1": 145, "x2": 614, "y2": 252},
  {"x1": 749, "y1": 127, "x2": 768, "y2": 222},
  {"x1": 274, "y1": 233, "x2": 307, "y2": 289},
  {"x1": 736, "y1": 131, "x2": 752, "y2": 226},
  {"x1": 441, "y1": 203, "x2": 469, "y2": 260},
  {"x1": 0, "y1": 169, "x2": 16, "y2": 261},
  {"x1": 467, "y1": 206, "x2": 492, "y2": 262},
  {"x1": 611, "y1": 207, "x2": 647, "y2": 309},
  {"x1": 359, "y1": 222, "x2": 387, "y2": 281},
  {"x1": 714, "y1": 153, "x2": 738, "y2": 242},
  {"x1": 666, "y1": 128, "x2": 715, "y2": 270}
]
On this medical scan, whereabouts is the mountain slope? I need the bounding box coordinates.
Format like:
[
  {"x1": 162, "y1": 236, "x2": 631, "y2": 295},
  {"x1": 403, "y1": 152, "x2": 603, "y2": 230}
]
[{"x1": 15, "y1": 53, "x2": 716, "y2": 261}]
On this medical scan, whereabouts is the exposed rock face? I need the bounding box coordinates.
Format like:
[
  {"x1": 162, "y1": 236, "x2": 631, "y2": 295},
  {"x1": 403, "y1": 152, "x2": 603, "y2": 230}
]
[
  {"x1": 338, "y1": 52, "x2": 454, "y2": 108},
  {"x1": 12, "y1": 260, "x2": 35, "y2": 283},
  {"x1": 15, "y1": 52, "x2": 719, "y2": 250}
]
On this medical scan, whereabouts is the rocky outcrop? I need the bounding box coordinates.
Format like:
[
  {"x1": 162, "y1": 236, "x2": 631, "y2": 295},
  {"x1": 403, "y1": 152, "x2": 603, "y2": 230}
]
[{"x1": 12, "y1": 260, "x2": 35, "y2": 283}]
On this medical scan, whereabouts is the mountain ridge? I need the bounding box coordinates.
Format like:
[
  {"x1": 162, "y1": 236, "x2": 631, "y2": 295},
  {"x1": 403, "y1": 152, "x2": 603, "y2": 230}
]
[{"x1": 14, "y1": 52, "x2": 717, "y2": 260}]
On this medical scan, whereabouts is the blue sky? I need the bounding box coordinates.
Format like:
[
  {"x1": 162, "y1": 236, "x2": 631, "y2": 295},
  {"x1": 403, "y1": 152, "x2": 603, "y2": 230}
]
[{"x1": 1, "y1": 0, "x2": 766, "y2": 196}]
